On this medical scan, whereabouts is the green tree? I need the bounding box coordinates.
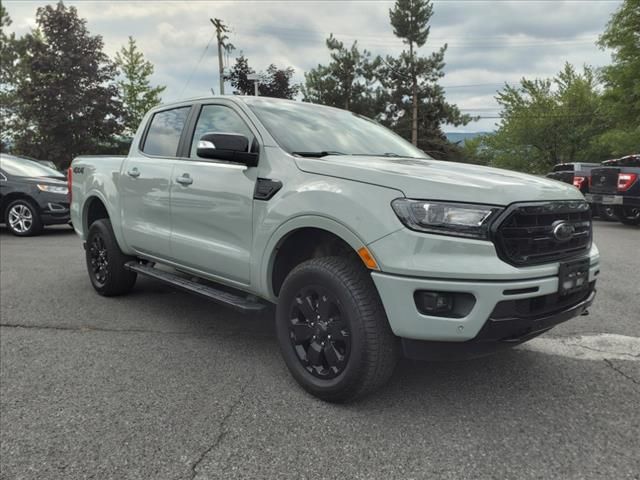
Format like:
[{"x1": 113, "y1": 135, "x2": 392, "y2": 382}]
[
  {"x1": 389, "y1": 0, "x2": 432, "y2": 145},
  {"x1": 9, "y1": 2, "x2": 123, "y2": 168},
  {"x1": 380, "y1": 0, "x2": 471, "y2": 158},
  {"x1": 302, "y1": 34, "x2": 382, "y2": 116},
  {"x1": 229, "y1": 56, "x2": 299, "y2": 99},
  {"x1": 228, "y1": 54, "x2": 255, "y2": 95},
  {"x1": 596, "y1": 0, "x2": 640, "y2": 155},
  {"x1": 115, "y1": 36, "x2": 165, "y2": 136},
  {"x1": 0, "y1": 4, "x2": 18, "y2": 151},
  {"x1": 259, "y1": 64, "x2": 299, "y2": 99},
  {"x1": 468, "y1": 64, "x2": 607, "y2": 173}
]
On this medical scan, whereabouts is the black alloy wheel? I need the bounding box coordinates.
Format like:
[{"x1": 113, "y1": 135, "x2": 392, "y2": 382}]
[
  {"x1": 85, "y1": 219, "x2": 137, "y2": 296},
  {"x1": 276, "y1": 256, "x2": 399, "y2": 403},
  {"x1": 88, "y1": 232, "x2": 110, "y2": 287},
  {"x1": 288, "y1": 286, "x2": 351, "y2": 379}
]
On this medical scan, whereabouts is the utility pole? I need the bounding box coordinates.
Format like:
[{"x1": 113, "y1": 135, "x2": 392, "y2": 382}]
[
  {"x1": 247, "y1": 73, "x2": 260, "y2": 96},
  {"x1": 210, "y1": 18, "x2": 234, "y2": 95}
]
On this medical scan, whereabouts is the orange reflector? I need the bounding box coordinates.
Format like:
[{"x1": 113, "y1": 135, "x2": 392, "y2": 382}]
[{"x1": 357, "y1": 247, "x2": 379, "y2": 270}]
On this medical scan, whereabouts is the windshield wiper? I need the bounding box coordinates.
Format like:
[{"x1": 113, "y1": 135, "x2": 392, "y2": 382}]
[
  {"x1": 291, "y1": 151, "x2": 345, "y2": 158},
  {"x1": 352, "y1": 152, "x2": 423, "y2": 159}
]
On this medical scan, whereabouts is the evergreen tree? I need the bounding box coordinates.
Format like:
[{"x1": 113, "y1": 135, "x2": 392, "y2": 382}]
[
  {"x1": 115, "y1": 36, "x2": 165, "y2": 136},
  {"x1": 9, "y1": 2, "x2": 123, "y2": 167},
  {"x1": 302, "y1": 34, "x2": 382, "y2": 116},
  {"x1": 389, "y1": 0, "x2": 432, "y2": 145},
  {"x1": 381, "y1": 0, "x2": 471, "y2": 157}
]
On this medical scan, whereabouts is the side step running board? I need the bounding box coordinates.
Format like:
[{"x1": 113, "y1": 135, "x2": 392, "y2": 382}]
[{"x1": 125, "y1": 262, "x2": 267, "y2": 313}]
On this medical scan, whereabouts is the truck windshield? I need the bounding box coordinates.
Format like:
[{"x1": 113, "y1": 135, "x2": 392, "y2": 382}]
[
  {"x1": 243, "y1": 97, "x2": 431, "y2": 160},
  {"x1": 0, "y1": 154, "x2": 62, "y2": 178}
]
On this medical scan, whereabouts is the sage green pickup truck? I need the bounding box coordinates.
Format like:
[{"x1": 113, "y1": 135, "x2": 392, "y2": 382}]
[{"x1": 69, "y1": 96, "x2": 599, "y2": 401}]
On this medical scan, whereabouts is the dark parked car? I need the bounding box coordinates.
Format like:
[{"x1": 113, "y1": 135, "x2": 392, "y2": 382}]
[
  {"x1": 545, "y1": 162, "x2": 617, "y2": 220},
  {"x1": 587, "y1": 154, "x2": 640, "y2": 226},
  {"x1": 546, "y1": 162, "x2": 599, "y2": 189},
  {"x1": 0, "y1": 154, "x2": 70, "y2": 236}
]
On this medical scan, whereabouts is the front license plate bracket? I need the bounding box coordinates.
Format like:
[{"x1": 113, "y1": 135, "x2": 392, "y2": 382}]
[{"x1": 558, "y1": 258, "x2": 590, "y2": 296}]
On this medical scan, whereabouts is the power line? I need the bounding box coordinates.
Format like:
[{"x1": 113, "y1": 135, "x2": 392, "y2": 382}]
[
  {"x1": 180, "y1": 33, "x2": 216, "y2": 97},
  {"x1": 232, "y1": 26, "x2": 598, "y2": 49}
]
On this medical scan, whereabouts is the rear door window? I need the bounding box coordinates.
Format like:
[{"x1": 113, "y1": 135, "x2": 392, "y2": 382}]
[{"x1": 142, "y1": 107, "x2": 191, "y2": 157}]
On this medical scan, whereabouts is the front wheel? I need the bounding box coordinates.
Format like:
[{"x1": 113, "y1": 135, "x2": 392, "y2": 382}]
[
  {"x1": 276, "y1": 256, "x2": 399, "y2": 403},
  {"x1": 5, "y1": 199, "x2": 43, "y2": 236},
  {"x1": 85, "y1": 219, "x2": 137, "y2": 296}
]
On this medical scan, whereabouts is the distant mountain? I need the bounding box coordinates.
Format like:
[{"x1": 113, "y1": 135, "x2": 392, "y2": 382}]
[{"x1": 445, "y1": 132, "x2": 489, "y2": 145}]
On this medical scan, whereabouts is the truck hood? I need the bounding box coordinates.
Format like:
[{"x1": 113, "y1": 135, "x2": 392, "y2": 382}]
[
  {"x1": 20, "y1": 175, "x2": 67, "y2": 185},
  {"x1": 295, "y1": 155, "x2": 583, "y2": 205}
]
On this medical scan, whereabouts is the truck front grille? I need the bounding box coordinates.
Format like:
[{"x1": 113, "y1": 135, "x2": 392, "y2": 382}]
[
  {"x1": 589, "y1": 167, "x2": 619, "y2": 194},
  {"x1": 492, "y1": 201, "x2": 592, "y2": 266}
]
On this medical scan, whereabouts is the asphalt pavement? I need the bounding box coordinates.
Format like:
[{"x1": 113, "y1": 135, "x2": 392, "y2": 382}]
[{"x1": 1, "y1": 221, "x2": 638, "y2": 480}]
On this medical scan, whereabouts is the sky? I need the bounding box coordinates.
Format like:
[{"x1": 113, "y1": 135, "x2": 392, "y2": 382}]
[{"x1": 3, "y1": 0, "x2": 623, "y2": 132}]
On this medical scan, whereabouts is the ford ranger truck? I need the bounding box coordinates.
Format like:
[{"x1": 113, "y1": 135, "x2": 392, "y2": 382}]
[{"x1": 69, "y1": 97, "x2": 599, "y2": 402}]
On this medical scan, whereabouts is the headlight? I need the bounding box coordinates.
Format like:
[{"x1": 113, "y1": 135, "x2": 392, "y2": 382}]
[
  {"x1": 391, "y1": 199, "x2": 502, "y2": 239},
  {"x1": 37, "y1": 184, "x2": 68, "y2": 195}
]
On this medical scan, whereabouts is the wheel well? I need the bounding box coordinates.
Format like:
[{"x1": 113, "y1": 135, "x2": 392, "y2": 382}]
[
  {"x1": 271, "y1": 228, "x2": 358, "y2": 296},
  {"x1": 84, "y1": 197, "x2": 109, "y2": 230},
  {"x1": 1, "y1": 193, "x2": 37, "y2": 217}
]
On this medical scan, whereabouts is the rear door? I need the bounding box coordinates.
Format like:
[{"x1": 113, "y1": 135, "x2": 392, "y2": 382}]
[
  {"x1": 120, "y1": 105, "x2": 192, "y2": 259},
  {"x1": 169, "y1": 101, "x2": 259, "y2": 286}
]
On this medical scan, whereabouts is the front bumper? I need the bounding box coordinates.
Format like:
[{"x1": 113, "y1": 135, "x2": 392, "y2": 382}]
[
  {"x1": 401, "y1": 287, "x2": 595, "y2": 360},
  {"x1": 36, "y1": 194, "x2": 70, "y2": 225},
  {"x1": 41, "y1": 202, "x2": 70, "y2": 224},
  {"x1": 371, "y1": 260, "x2": 600, "y2": 343},
  {"x1": 585, "y1": 193, "x2": 640, "y2": 208}
]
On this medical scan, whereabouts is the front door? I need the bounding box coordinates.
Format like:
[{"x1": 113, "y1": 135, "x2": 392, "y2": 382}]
[
  {"x1": 170, "y1": 103, "x2": 258, "y2": 285},
  {"x1": 120, "y1": 105, "x2": 191, "y2": 259}
]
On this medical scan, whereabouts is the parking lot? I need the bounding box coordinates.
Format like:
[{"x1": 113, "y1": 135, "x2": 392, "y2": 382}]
[{"x1": 0, "y1": 221, "x2": 638, "y2": 480}]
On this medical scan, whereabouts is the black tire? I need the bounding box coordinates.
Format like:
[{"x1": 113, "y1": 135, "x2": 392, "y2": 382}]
[
  {"x1": 85, "y1": 219, "x2": 137, "y2": 296},
  {"x1": 4, "y1": 198, "x2": 43, "y2": 236},
  {"x1": 276, "y1": 256, "x2": 399, "y2": 403},
  {"x1": 596, "y1": 204, "x2": 619, "y2": 222},
  {"x1": 614, "y1": 206, "x2": 640, "y2": 226}
]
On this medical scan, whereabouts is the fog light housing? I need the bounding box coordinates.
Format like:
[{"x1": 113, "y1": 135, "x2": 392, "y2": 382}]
[{"x1": 414, "y1": 291, "x2": 476, "y2": 318}]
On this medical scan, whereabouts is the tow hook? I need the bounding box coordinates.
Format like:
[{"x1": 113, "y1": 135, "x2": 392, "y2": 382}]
[{"x1": 581, "y1": 309, "x2": 590, "y2": 316}]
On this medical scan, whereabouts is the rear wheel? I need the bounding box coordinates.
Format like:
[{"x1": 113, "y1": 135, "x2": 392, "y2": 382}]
[
  {"x1": 596, "y1": 204, "x2": 618, "y2": 222},
  {"x1": 614, "y1": 206, "x2": 640, "y2": 226},
  {"x1": 5, "y1": 199, "x2": 43, "y2": 236},
  {"x1": 276, "y1": 256, "x2": 398, "y2": 402},
  {"x1": 86, "y1": 219, "x2": 137, "y2": 296}
]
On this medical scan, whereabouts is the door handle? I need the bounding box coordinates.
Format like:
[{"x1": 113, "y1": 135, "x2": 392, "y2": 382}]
[
  {"x1": 176, "y1": 174, "x2": 193, "y2": 186},
  {"x1": 127, "y1": 168, "x2": 140, "y2": 178}
]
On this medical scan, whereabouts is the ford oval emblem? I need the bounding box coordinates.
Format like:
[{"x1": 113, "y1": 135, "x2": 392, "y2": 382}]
[{"x1": 552, "y1": 221, "x2": 575, "y2": 242}]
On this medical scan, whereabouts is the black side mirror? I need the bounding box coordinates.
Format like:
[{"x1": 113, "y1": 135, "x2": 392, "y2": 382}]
[{"x1": 196, "y1": 133, "x2": 259, "y2": 167}]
